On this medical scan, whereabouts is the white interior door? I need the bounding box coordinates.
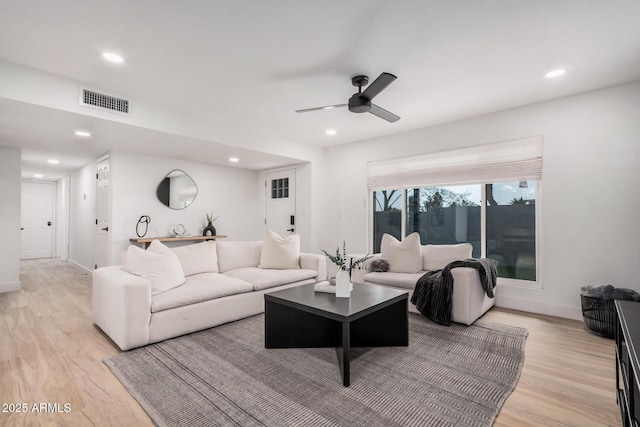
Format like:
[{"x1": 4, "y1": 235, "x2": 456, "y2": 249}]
[
  {"x1": 265, "y1": 168, "x2": 296, "y2": 236},
  {"x1": 21, "y1": 182, "x2": 54, "y2": 259},
  {"x1": 95, "y1": 158, "x2": 110, "y2": 269}
]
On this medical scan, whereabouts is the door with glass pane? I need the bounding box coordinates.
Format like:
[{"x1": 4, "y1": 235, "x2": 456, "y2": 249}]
[{"x1": 265, "y1": 169, "x2": 296, "y2": 236}]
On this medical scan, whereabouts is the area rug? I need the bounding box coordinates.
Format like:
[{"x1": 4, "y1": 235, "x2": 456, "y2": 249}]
[{"x1": 104, "y1": 314, "x2": 528, "y2": 427}]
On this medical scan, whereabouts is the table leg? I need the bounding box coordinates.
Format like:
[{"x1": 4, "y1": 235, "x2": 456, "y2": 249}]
[{"x1": 341, "y1": 322, "x2": 350, "y2": 387}]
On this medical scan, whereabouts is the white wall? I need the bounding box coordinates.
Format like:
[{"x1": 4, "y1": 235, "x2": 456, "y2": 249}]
[
  {"x1": 0, "y1": 146, "x2": 22, "y2": 292},
  {"x1": 55, "y1": 176, "x2": 70, "y2": 260},
  {"x1": 68, "y1": 161, "x2": 97, "y2": 271},
  {"x1": 108, "y1": 151, "x2": 264, "y2": 264},
  {"x1": 323, "y1": 81, "x2": 640, "y2": 320}
]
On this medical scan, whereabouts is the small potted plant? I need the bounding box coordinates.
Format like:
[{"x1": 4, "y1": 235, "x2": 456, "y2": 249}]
[
  {"x1": 321, "y1": 242, "x2": 372, "y2": 298},
  {"x1": 203, "y1": 212, "x2": 220, "y2": 236}
]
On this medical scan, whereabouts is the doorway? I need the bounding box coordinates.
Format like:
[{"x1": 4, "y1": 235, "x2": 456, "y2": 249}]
[
  {"x1": 95, "y1": 158, "x2": 110, "y2": 269},
  {"x1": 265, "y1": 168, "x2": 296, "y2": 236},
  {"x1": 21, "y1": 182, "x2": 54, "y2": 259}
]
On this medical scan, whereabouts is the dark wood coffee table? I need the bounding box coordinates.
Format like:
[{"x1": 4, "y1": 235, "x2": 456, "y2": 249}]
[{"x1": 264, "y1": 282, "x2": 408, "y2": 387}]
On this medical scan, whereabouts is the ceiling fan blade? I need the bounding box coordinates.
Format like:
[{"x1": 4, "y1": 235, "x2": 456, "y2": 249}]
[
  {"x1": 361, "y1": 72, "x2": 397, "y2": 100},
  {"x1": 369, "y1": 103, "x2": 400, "y2": 123},
  {"x1": 295, "y1": 104, "x2": 347, "y2": 113}
]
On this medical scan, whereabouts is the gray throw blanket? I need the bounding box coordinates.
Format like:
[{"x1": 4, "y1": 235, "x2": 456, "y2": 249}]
[{"x1": 410, "y1": 258, "x2": 497, "y2": 326}]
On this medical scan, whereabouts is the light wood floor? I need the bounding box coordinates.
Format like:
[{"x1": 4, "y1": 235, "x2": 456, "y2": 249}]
[{"x1": 0, "y1": 259, "x2": 621, "y2": 426}]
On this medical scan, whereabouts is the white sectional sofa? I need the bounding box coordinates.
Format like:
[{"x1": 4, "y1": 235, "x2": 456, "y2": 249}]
[
  {"x1": 351, "y1": 234, "x2": 495, "y2": 325},
  {"x1": 93, "y1": 238, "x2": 326, "y2": 350}
]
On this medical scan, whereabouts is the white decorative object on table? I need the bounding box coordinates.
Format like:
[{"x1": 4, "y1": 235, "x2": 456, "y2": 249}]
[
  {"x1": 321, "y1": 241, "x2": 372, "y2": 299},
  {"x1": 314, "y1": 281, "x2": 335, "y2": 294},
  {"x1": 335, "y1": 269, "x2": 351, "y2": 298}
]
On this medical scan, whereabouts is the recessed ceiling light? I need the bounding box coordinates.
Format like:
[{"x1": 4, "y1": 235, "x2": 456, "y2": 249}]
[
  {"x1": 545, "y1": 69, "x2": 566, "y2": 78},
  {"x1": 47, "y1": 159, "x2": 59, "y2": 164},
  {"x1": 229, "y1": 157, "x2": 239, "y2": 163},
  {"x1": 102, "y1": 52, "x2": 124, "y2": 63},
  {"x1": 325, "y1": 129, "x2": 337, "y2": 136},
  {"x1": 75, "y1": 130, "x2": 91, "y2": 137},
  {"x1": 34, "y1": 174, "x2": 43, "y2": 178}
]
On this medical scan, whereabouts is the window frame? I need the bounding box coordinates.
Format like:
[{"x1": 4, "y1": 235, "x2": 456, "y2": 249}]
[{"x1": 369, "y1": 181, "x2": 543, "y2": 289}]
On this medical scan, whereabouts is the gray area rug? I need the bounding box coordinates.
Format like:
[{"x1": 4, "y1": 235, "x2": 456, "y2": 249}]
[{"x1": 104, "y1": 314, "x2": 528, "y2": 427}]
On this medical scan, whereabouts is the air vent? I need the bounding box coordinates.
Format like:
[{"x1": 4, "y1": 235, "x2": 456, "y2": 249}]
[{"x1": 81, "y1": 89, "x2": 129, "y2": 114}]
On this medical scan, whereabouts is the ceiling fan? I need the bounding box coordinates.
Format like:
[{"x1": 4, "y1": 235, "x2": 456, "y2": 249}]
[{"x1": 295, "y1": 72, "x2": 400, "y2": 123}]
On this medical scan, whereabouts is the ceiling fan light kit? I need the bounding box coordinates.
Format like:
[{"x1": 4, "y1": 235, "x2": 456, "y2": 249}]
[{"x1": 296, "y1": 72, "x2": 400, "y2": 122}]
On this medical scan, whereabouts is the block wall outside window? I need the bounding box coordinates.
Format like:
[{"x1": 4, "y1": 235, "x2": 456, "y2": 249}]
[
  {"x1": 486, "y1": 181, "x2": 537, "y2": 281},
  {"x1": 372, "y1": 190, "x2": 402, "y2": 253}
]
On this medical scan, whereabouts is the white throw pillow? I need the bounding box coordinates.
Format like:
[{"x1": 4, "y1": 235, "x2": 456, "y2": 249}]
[
  {"x1": 423, "y1": 243, "x2": 473, "y2": 271},
  {"x1": 122, "y1": 240, "x2": 185, "y2": 295},
  {"x1": 380, "y1": 233, "x2": 423, "y2": 274},
  {"x1": 216, "y1": 241, "x2": 263, "y2": 273},
  {"x1": 258, "y1": 230, "x2": 301, "y2": 270},
  {"x1": 171, "y1": 241, "x2": 219, "y2": 276}
]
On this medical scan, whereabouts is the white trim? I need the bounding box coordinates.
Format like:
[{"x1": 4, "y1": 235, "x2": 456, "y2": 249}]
[
  {"x1": 368, "y1": 191, "x2": 374, "y2": 253},
  {"x1": 96, "y1": 152, "x2": 110, "y2": 164},
  {"x1": 67, "y1": 259, "x2": 94, "y2": 274},
  {"x1": 496, "y1": 292, "x2": 582, "y2": 321},
  {"x1": 535, "y1": 181, "x2": 543, "y2": 289},
  {"x1": 498, "y1": 277, "x2": 542, "y2": 290},
  {"x1": 400, "y1": 190, "x2": 407, "y2": 238},
  {"x1": 0, "y1": 281, "x2": 20, "y2": 293}
]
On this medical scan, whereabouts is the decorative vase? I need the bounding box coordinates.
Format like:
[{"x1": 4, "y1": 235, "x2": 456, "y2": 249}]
[
  {"x1": 203, "y1": 222, "x2": 216, "y2": 236},
  {"x1": 335, "y1": 269, "x2": 351, "y2": 298}
]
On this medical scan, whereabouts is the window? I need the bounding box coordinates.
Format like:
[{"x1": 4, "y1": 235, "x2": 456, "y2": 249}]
[
  {"x1": 486, "y1": 181, "x2": 536, "y2": 281},
  {"x1": 372, "y1": 181, "x2": 538, "y2": 282},
  {"x1": 367, "y1": 137, "x2": 542, "y2": 284},
  {"x1": 271, "y1": 178, "x2": 289, "y2": 199}
]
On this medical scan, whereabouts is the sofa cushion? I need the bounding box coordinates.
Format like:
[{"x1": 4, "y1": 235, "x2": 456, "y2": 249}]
[
  {"x1": 151, "y1": 273, "x2": 253, "y2": 313},
  {"x1": 423, "y1": 243, "x2": 472, "y2": 271},
  {"x1": 216, "y1": 241, "x2": 263, "y2": 273},
  {"x1": 122, "y1": 240, "x2": 185, "y2": 295},
  {"x1": 364, "y1": 271, "x2": 425, "y2": 290},
  {"x1": 381, "y1": 232, "x2": 423, "y2": 274},
  {"x1": 171, "y1": 241, "x2": 219, "y2": 276},
  {"x1": 258, "y1": 230, "x2": 300, "y2": 269},
  {"x1": 224, "y1": 267, "x2": 317, "y2": 291}
]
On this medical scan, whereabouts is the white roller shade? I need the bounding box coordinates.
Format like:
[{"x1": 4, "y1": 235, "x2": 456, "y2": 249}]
[{"x1": 367, "y1": 136, "x2": 543, "y2": 190}]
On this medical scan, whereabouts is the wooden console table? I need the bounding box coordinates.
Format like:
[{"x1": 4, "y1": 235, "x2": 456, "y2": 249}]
[
  {"x1": 615, "y1": 300, "x2": 640, "y2": 426},
  {"x1": 130, "y1": 235, "x2": 227, "y2": 249}
]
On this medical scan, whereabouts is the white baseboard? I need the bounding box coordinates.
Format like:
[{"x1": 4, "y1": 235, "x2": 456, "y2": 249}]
[
  {"x1": 67, "y1": 259, "x2": 93, "y2": 275},
  {"x1": 496, "y1": 294, "x2": 583, "y2": 321},
  {"x1": 0, "y1": 281, "x2": 21, "y2": 293}
]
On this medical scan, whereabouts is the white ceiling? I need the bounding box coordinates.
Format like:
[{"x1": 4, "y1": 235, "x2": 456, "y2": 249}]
[{"x1": 1, "y1": 0, "x2": 640, "y2": 180}]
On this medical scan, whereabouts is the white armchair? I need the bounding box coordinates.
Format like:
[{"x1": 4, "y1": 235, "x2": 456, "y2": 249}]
[{"x1": 350, "y1": 245, "x2": 496, "y2": 325}]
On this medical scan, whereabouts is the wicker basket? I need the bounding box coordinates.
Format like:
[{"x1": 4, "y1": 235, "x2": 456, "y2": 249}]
[{"x1": 581, "y1": 295, "x2": 616, "y2": 338}]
